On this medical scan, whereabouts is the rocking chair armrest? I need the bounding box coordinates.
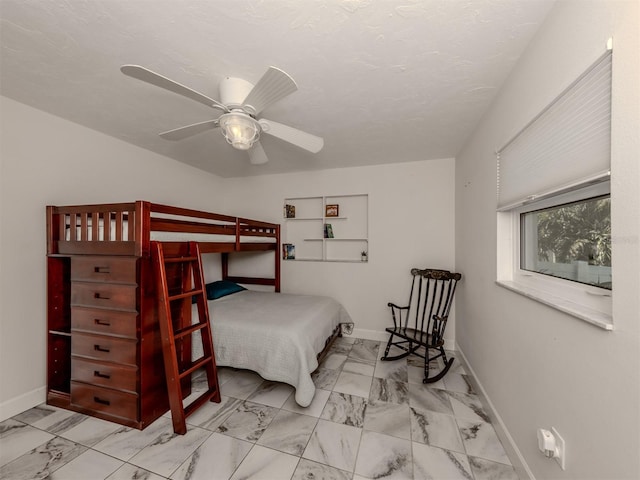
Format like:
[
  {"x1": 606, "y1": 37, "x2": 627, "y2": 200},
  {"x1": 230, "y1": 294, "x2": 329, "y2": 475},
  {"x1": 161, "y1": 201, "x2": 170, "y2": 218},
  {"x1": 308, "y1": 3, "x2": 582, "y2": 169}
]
[{"x1": 387, "y1": 302, "x2": 409, "y2": 310}]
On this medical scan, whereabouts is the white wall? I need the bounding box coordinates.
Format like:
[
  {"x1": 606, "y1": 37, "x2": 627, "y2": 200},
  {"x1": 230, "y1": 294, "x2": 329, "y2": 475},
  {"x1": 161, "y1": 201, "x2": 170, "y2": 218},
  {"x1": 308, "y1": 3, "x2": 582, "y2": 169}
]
[
  {"x1": 223, "y1": 159, "x2": 456, "y2": 340},
  {"x1": 455, "y1": 1, "x2": 639, "y2": 479},
  {"x1": 0, "y1": 96, "x2": 227, "y2": 419},
  {"x1": 0, "y1": 96, "x2": 457, "y2": 420}
]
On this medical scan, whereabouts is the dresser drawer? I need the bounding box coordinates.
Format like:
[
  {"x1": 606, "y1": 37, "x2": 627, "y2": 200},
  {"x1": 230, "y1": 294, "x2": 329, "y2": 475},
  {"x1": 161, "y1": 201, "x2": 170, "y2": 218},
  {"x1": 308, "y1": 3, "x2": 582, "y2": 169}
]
[
  {"x1": 71, "y1": 382, "x2": 138, "y2": 421},
  {"x1": 72, "y1": 307, "x2": 137, "y2": 338},
  {"x1": 72, "y1": 358, "x2": 137, "y2": 393},
  {"x1": 72, "y1": 333, "x2": 137, "y2": 366},
  {"x1": 71, "y1": 282, "x2": 137, "y2": 311},
  {"x1": 71, "y1": 256, "x2": 137, "y2": 284}
]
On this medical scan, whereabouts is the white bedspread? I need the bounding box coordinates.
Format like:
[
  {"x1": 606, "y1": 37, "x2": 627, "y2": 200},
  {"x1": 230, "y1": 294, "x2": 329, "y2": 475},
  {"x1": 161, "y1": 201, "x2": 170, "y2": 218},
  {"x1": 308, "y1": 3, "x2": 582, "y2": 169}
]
[{"x1": 196, "y1": 290, "x2": 352, "y2": 407}]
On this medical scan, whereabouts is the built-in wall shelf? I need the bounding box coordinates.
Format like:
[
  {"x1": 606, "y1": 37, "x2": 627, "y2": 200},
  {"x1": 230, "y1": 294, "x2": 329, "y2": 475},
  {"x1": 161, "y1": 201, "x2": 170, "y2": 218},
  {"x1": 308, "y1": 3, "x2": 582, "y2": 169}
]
[{"x1": 283, "y1": 194, "x2": 368, "y2": 263}]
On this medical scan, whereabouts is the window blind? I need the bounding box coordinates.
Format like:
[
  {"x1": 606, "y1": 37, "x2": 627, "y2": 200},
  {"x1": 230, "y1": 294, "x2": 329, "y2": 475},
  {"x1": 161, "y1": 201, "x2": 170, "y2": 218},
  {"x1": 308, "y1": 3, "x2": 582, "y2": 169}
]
[{"x1": 496, "y1": 49, "x2": 612, "y2": 211}]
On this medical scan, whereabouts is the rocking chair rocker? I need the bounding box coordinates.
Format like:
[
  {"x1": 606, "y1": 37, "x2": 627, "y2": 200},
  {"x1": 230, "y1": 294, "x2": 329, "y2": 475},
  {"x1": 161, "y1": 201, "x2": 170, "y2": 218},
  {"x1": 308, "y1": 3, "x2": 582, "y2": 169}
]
[{"x1": 381, "y1": 268, "x2": 462, "y2": 384}]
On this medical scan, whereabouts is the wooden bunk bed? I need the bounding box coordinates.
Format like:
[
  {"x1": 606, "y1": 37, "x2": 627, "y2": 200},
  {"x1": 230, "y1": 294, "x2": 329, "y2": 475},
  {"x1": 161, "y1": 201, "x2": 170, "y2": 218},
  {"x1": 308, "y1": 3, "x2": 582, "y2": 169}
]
[{"x1": 46, "y1": 201, "x2": 346, "y2": 429}]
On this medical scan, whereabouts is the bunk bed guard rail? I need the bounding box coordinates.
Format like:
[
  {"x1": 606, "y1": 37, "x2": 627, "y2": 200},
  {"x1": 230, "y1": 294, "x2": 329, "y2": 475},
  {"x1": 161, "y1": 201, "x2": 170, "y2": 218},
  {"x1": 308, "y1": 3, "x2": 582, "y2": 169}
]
[{"x1": 47, "y1": 201, "x2": 280, "y2": 258}]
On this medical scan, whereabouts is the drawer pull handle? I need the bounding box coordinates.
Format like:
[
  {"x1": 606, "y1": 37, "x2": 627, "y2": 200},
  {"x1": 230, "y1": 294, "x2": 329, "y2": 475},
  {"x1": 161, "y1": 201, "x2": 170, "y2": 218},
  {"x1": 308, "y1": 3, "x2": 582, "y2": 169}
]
[
  {"x1": 94, "y1": 345, "x2": 110, "y2": 353},
  {"x1": 94, "y1": 396, "x2": 111, "y2": 406},
  {"x1": 94, "y1": 318, "x2": 111, "y2": 326},
  {"x1": 94, "y1": 292, "x2": 111, "y2": 300},
  {"x1": 94, "y1": 370, "x2": 111, "y2": 379},
  {"x1": 94, "y1": 266, "x2": 111, "y2": 273}
]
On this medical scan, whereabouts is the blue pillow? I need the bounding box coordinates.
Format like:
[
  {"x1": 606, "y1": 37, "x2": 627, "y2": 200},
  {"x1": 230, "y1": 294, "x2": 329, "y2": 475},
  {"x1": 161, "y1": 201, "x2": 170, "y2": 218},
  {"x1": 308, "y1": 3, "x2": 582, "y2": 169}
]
[{"x1": 205, "y1": 280, "x2": 246, "y2": 300}]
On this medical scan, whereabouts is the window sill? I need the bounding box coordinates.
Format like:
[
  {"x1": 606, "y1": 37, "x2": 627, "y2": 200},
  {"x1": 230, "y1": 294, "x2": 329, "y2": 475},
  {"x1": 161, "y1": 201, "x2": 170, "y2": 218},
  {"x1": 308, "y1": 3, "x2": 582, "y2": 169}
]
[{"x1": 496, "y1": 280, "x2": 613, "y2": 331}]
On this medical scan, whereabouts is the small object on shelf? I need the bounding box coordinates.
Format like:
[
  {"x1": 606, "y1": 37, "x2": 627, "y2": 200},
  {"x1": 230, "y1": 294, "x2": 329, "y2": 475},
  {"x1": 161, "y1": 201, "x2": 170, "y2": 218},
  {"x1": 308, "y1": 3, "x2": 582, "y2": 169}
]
[
  {"x1": 325, "y1": 204, "x2": 339, "y2": 217},
  {"x1": 284, "y1": 204, "x2": 296, "y2": 218},
  {"x1": 283, "y1": 243, "x2": 295, "y2": 259},
  {"x1": 361, "y1": 250, "x2": 368, "y2": 262},
  {"x1": 324, "y1": 223, "x2": 334, "y2": 238}
]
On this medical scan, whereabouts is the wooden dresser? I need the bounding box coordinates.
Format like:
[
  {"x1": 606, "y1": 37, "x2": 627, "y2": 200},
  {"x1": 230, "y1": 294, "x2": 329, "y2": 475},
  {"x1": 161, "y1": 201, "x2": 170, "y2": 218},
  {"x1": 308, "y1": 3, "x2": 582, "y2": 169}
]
[{"x1": 47, "y1": 253, "x2": 169, "y2": 429}]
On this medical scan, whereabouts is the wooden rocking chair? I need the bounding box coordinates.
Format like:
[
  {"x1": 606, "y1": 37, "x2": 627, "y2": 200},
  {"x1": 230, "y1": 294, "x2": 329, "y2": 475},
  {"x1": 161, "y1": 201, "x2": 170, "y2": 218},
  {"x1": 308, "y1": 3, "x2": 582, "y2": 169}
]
[{"x1": 381, "y1": 268, "x2": 462, "y2": 383}]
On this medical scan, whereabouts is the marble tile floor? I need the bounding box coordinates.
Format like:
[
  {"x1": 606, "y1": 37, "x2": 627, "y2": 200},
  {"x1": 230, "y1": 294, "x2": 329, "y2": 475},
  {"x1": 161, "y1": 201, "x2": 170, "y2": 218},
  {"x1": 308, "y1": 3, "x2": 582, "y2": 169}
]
[{"x1": 1, "y1": 338, "x2": 519, "y2": 479}]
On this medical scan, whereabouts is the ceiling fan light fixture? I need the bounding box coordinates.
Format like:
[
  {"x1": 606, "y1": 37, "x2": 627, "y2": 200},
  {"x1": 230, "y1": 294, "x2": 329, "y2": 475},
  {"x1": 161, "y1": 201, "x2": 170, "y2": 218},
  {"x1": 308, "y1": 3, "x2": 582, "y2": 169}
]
[
  {"x1": 219, "y1": 112, "x2": 260, "y2": 150},
  {"x1": 121, "y1": 65, "x2": 323, "y2": 164}
]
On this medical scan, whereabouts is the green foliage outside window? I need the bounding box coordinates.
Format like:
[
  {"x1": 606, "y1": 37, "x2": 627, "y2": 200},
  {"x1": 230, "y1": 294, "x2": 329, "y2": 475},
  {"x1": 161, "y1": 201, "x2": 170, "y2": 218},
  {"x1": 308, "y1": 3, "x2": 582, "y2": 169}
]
[
  {"x1": 522, "y1": 195, "x2": 611, "y2": 290},
  {"x1": 536, "y1": 196, "x2": 611, "y2": 266}
]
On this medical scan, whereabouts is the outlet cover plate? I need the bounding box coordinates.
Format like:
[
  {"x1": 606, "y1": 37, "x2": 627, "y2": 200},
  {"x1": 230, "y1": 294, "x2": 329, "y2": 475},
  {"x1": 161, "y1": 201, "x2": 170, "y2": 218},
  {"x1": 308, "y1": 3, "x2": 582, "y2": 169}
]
[{"x1": 552, "y1": 427, "x2": 565, "y2": 470}]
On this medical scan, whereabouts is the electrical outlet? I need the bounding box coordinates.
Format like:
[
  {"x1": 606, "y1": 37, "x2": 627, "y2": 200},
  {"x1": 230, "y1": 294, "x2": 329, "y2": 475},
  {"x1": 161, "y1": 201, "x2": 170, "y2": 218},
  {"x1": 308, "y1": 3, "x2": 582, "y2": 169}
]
[{"x1": 551, "y1": 427, "x2": 565, "y2": 470}]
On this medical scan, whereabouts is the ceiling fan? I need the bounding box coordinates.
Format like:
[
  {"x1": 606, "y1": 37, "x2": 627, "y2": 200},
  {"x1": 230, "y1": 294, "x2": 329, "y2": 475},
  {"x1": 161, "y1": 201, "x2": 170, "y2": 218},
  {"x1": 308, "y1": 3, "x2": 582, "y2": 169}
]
[{"x1": 120, "y1": 65, "x2": 324, "y2": 165}]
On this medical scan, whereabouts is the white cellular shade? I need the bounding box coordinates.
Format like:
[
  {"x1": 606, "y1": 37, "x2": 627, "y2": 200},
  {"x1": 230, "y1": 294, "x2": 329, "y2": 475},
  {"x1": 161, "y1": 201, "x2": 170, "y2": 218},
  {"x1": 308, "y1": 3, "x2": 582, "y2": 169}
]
[{"x1": 497, "y1": 50, "x2": 612, "y2": 210}]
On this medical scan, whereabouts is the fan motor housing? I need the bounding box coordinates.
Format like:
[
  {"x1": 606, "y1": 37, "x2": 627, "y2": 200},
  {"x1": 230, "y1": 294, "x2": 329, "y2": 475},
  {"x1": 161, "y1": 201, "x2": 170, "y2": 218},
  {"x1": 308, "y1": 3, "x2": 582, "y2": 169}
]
[{"x1": 219, "y1": 77, "x2": 254, "y2": 112}]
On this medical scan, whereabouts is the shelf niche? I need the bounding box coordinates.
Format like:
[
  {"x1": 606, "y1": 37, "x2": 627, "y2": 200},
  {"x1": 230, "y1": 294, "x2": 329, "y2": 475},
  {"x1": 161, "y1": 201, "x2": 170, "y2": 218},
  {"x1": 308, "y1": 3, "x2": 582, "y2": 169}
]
[{"x1": 283, "y1": 194, "x2": 368, "y2": 263}]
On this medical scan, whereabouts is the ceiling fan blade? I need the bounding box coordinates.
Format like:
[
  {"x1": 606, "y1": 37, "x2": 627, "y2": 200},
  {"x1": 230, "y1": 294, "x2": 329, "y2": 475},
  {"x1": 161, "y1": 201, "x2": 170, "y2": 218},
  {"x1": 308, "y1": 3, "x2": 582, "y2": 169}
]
[
  {"x1": 241, "y1": 67, "x2": 298, "y2": 115},
  {"x1": 259, "y1": 118, "x2": 324, "y2": 153},
  {"x1": 248, "y1": 141, "x2": 269, "y2": 165},
  {"x1": 159, "y1": 119, "x2": 220, "y2": 141},
  {"x1": 121, "y1": 65, "x2": 228, "y2": 112}
]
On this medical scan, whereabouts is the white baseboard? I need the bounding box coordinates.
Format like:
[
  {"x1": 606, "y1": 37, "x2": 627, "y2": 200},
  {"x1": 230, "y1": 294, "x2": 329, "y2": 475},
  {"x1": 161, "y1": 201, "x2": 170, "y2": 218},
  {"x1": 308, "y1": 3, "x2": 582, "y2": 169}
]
[
  {"x1": 351, "y1": 328, "x2": 388, "y2": 342},
  {"x1": 0, "y1": 386, "x2": 46, "y2": 422},
  {"x1": 352, "y1": 328, "x2": 455, "y2": 351},
  {"x1": 455, "y1": 345, "x2": 534, "y2": 480}
]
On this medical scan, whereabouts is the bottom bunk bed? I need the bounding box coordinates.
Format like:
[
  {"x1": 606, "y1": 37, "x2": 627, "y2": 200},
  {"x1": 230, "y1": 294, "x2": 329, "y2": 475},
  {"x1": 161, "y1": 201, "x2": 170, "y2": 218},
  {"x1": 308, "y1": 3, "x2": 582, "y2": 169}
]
[{"x1": 195, "y1": 282, "x2": 353, "y2": 407}]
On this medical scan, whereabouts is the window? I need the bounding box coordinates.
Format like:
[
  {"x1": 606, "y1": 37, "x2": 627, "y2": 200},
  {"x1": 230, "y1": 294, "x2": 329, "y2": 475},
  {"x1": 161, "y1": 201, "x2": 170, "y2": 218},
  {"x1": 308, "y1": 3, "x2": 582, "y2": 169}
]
[
  {"x1": 498, "y1": 182, "x2": 612, "y2": 329},
  {"x1": 520, "y1": 195, "x2": 611, "y2": 290},
  {"x1": 495, "y1": 47, "x2": 613, "y2": 329}
]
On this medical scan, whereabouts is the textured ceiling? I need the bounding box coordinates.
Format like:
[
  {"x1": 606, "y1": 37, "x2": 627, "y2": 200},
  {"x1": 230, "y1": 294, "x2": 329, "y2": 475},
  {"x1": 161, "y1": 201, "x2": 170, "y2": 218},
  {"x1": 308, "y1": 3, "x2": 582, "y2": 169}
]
[{"x1": 0, "y1": 0, "x2": 555, "y2": 178}]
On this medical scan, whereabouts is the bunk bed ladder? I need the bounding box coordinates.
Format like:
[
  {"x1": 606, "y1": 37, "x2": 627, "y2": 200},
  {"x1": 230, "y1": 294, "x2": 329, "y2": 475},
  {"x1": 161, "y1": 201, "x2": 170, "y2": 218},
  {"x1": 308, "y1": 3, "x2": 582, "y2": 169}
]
[{"x1": 152, "y1": 240, "x2": 221, "y2": 435}]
